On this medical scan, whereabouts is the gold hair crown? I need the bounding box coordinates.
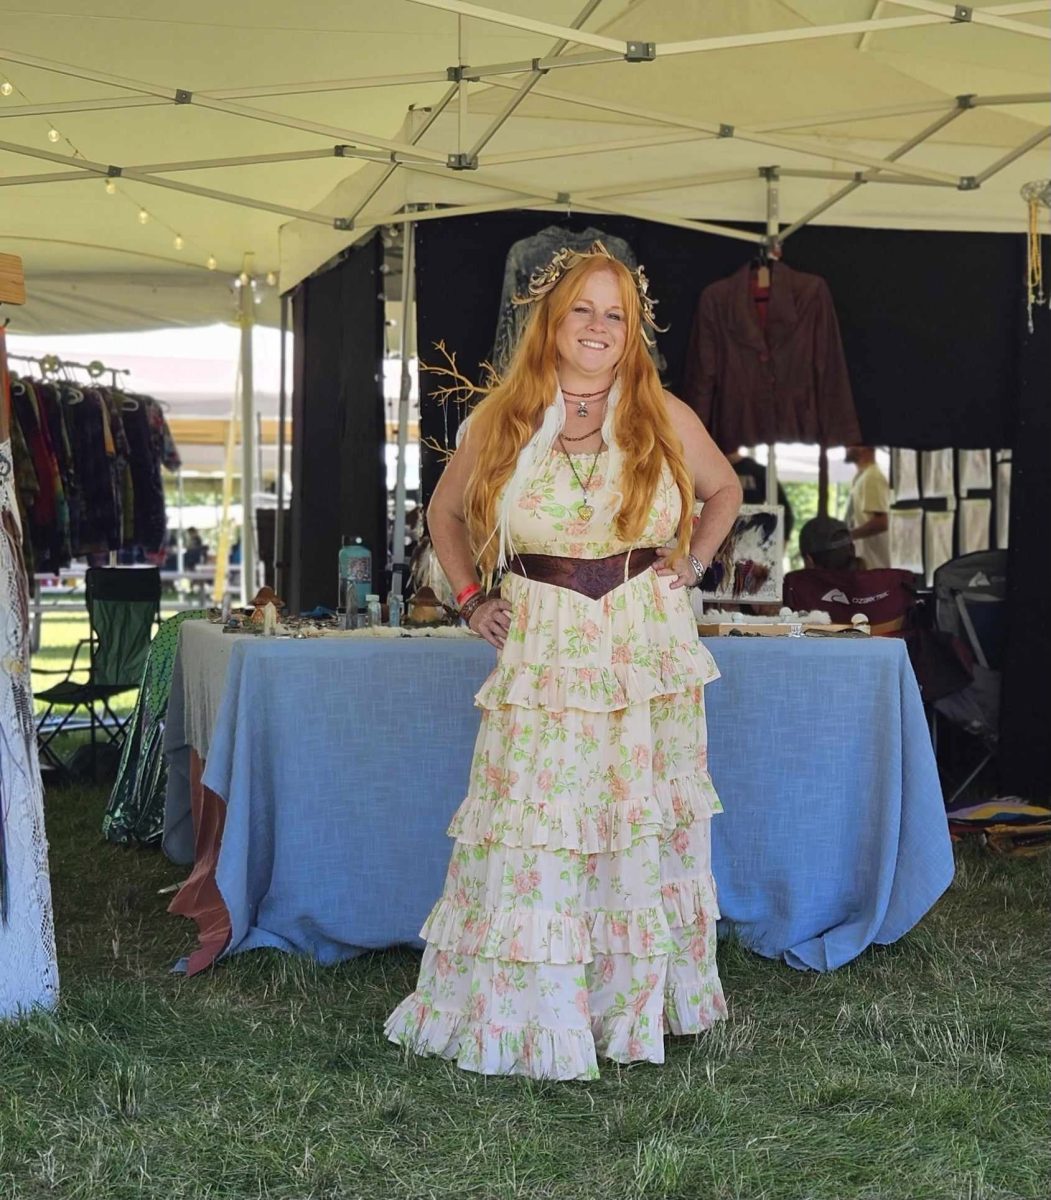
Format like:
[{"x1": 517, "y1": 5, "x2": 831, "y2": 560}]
[{"x1": 512, "y1": 240, "x2": 664, "y2": 345}]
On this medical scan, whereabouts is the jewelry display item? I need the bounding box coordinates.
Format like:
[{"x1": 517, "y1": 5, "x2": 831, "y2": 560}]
[
  {"x1": 559, "y1": 423, "x2": 604, "y2": 443},
  {"x1": 559, "y1": 437, "x2": 602, "y2": 521},
  {"x1": 687, "y1": 553, "x2": 707, "y2": 587}
]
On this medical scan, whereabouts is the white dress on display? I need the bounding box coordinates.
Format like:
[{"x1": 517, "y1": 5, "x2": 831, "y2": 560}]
[{"x1": 0, "y1": 435, "x2": 59, "y2": 1020}]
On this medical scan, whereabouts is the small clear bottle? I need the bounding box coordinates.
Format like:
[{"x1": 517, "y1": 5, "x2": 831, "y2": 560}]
[
  {"x1": 365, "y1": 593, "x2": 382, "y2": 628},
  {"x1": 387, "y1": 591, "x2": 403, "y2": 628}
]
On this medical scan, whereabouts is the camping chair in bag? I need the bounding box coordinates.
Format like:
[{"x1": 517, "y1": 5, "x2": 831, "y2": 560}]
[
  {"x1": 931, "y1": 549, "x2": 1007, "y2": 806},
  {"x1": 36, "y1": 566, "x2": 161, "y2": 776}
]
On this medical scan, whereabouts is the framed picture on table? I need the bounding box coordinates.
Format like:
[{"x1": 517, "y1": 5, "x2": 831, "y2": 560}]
[{"x1": 697, "y1": 503, "x2": 784, "y2": 604}]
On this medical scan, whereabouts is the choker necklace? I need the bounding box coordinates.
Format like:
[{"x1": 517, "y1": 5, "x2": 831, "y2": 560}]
[{"x1": 561, "y1": 384, "x2": 611, "y2": 418}]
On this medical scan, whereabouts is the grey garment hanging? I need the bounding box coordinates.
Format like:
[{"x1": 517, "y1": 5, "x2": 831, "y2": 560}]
[{"x1": 491, "y1": 226, "x2": 640, "y2": 375}]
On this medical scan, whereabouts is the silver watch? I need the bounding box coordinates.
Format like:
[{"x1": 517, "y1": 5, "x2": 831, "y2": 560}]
[{"x1": 687, "y1": 553, "x2": 706, "y2": 587}]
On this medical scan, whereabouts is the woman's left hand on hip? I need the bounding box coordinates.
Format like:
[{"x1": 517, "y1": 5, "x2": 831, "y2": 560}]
[{"x1": 654, "y1": 547, "x2": 698, "y2": 589}]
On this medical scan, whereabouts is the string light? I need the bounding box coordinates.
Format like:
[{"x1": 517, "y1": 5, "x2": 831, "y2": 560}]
[
  {"x1": 207, "y1": 255, "x2": 217, "y2": 271},
  {"x1": 1, "y1": 81, "x2": 13, "y2": 97},
  {"x1": 104, "y1": 178, "x2": 117, "y2": 195},
  {"x1": 265, "y1": 271, "x2": 277, "y2": 286},
  {"x1": 238, "y1": 271, "x2": 250, "y2": 286},
  {"x1": 47, "y1": 127, "x2": 60, "y2": 143},
  {"x1": 173, "y1": 233, "x2": 184, "y2": 250},
  {"x1": 138, "y1": 208, "x2": 149, "y2": 225}
]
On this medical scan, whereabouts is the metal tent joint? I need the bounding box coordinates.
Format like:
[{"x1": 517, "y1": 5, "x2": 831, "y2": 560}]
[
  {"x1": 447, "y1": 152, "x2": 478, "y2": 170},
  {"x1": 530, "y1": 57, "x2": 551, "y2": 75},
  {"x1": 106, "y1": 164, "x2": 122, "y2": 177},
  {"x1": 953, "y1": 5, "x2": 973, "y2": 21},
  {"x1": 958, "y1": 175, "x2": 980, "y2": 190},
  {"x1": 332, "y1": 216, "x2": 354, "y2": 230},
  {"x1": 758, "y1": 165, "x2": 781, "y2": 180},
  {"x1": 956, "y1": 93, "x2": 976, "y2": 109},
  {"x1": 624, "y1": 41, "x2": 656, "y2": 63},
  {"x1": 174, "y1": 89, "x2": 193, "y2": 104},
  {"x1": 718, "y1": 123, "x2": 735, "y2": 139}
]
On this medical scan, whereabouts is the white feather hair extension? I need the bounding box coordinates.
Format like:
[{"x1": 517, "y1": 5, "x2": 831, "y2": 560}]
[{"x1": 493, "y1": 386, "x2": 567, "y2": 572}]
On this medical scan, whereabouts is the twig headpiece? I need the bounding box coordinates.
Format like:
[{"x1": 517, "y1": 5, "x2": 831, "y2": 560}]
[{"x1": 512, "y1": 240, "x2": 665, "y2": 346}]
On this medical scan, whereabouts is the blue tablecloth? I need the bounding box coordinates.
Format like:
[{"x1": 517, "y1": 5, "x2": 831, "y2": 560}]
[{"x1": 166, "y1": 631, "x2": 953, "y2": 972}]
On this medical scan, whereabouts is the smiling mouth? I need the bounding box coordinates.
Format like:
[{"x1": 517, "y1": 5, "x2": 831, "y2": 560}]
[{"x1": 579, "y1": 338, "x2": 608, "y2": 350}]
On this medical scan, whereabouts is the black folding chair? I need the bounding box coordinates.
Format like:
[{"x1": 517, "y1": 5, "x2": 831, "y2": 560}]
[
  {"x1": 931, "y1": 550, "x2": 1007, "y2": 806},
  {"x1": 36, "y1": 566, "x2": 161, "y2": 776}
]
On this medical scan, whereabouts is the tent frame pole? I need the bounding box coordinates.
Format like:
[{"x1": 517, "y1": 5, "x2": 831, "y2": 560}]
[
  {"x1": 275, "y1": 292, "x2": 289, "y2": 598},
  {"x1": 779, "y1": 103, "x2": 969, "y2": 241},
  {"x1": 889, "y1": 0, "x2": 1051, "y2": 39},
  {"x1": 239, "y1": 258, "x2": 257, "y2": 605},
  {"x1": 467, "y1": 0, "x2": 605, "y2": 161},
  {"x1": 391, "y1": 221, "x2": 416, "y2": 600},
  {"x1": 480, "y1": 77, "x2": 961, "y2": 184}
]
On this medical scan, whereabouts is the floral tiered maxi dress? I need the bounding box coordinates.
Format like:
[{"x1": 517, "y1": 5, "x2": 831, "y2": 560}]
[{"x1": 385, "y1": 448, "x2": 726, "y2": 1079}]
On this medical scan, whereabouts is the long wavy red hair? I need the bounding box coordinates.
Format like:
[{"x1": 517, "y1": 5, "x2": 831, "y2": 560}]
[{"x1": 462, "y1": 253, "x2": 694, "y2": 577}]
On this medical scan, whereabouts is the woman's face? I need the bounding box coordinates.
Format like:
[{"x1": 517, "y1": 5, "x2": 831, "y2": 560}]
[{"x1": 554, "y1": 267, "x2": 627, "y2": 380}]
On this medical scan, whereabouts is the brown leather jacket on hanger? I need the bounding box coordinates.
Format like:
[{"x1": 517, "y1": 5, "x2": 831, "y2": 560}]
[{"x1": 682, "y1": 261, "x2": 861, "y2": 452}]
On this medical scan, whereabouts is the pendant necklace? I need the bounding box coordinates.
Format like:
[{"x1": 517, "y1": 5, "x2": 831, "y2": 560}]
[
  {"x1": 561, "y1": 384, "x2": 610, "y2": 418},
  {"x1": 559, "y1": 436, "x2": 602, "y2": 521}
]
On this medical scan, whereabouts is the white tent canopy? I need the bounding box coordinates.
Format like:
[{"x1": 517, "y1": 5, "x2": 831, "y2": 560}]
[{"x1": 1, "y1": 1, "x2": 1047, "y2": 334}]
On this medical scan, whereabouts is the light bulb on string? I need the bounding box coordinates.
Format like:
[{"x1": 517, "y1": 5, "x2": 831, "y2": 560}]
[
  {"x1": 173, "y1": 234, "x2": 184, "y2": 250},
  {"x1": 104, "y1": 178, "x2": 117, "y2": 195},
  {"x1": 265, "y1": 271, "x2": 277, "y2": 287},
  {"x1": 138, "y1": 208, "x2": 149, "y2": 225},
  {"x1": 238, "y1": 271, "x2": 250, "y2": 286},
  {"x1": 47, "y1": 127, "x2": 60, "y2": 143},
  {"x1": 206, "y1": 255, "x2": 217, "y2": 271},
  {"x1": 1, "y1": 81, "x2": 14, "y2": 97}
]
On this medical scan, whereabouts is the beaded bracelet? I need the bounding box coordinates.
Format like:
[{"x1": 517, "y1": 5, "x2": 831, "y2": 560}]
[{"x1": 456, "y1": 582, "x2": 481, "y2": 607}]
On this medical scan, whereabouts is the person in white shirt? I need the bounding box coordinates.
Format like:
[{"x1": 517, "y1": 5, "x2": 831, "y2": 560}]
[{"x1": 844, "y1": 446, "x2": 891, "y2": 569}]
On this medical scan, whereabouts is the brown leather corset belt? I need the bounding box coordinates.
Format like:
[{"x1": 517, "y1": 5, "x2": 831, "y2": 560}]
[{"x1": 507, "y1": 547, "x2": 660, "y2": 600}]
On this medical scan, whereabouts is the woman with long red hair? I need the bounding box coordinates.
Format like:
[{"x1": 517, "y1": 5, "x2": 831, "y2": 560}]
[{"x1": 386, "y1": 243, "x2": 742, "y2": 1079}]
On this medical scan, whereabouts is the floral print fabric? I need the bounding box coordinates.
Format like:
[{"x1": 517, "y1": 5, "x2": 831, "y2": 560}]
[{"x1": 386, "y1": 449, "x2": 726, "y2": 1079}]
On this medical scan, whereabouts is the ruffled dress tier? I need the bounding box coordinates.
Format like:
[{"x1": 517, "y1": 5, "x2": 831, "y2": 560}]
[{"x1": 386, "y1": 447, "x2": 726, "y2": 1079}]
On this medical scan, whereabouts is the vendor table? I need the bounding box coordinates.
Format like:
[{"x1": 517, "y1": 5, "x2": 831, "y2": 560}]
[{"x1": 163, "y1": 622, "x2": 953, "y2": 975}]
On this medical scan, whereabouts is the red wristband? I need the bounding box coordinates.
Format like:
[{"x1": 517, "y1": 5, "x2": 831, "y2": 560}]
[{"x1": 456, "y1": 583, "x2": 481, "y2": 607}]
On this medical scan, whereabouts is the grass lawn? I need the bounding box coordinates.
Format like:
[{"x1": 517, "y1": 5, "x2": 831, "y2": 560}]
[{"x1": 2, "y1": 620, "x2": 1048, "y2": 1199}]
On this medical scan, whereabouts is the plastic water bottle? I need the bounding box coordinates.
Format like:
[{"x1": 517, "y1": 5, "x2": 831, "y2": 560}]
[
  {"x1": 365, "y1": 593, "x2": 382, "y2": 628},
  {"x1": 387, "y1": 592, "x2": 403, "y2": 628},
  {"x1": 338, "y1": 535, "x2": 371, "y2": 618}
]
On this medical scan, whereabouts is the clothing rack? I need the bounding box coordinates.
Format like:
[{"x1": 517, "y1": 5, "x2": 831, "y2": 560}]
[{"x1": 7, "y1": 352, "x2": 130, "y2": 390}]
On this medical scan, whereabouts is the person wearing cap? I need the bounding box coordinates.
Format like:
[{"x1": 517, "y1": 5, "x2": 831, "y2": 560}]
[
  {"x1": 784, "y1": 515, "x2": 916, "y2": 634},
  {"x1": 844, "y1": 446, "x2": 890, "y2": 569},
  {"x1": 797, "y1": 514, "x2": 857, "y2": 571}
]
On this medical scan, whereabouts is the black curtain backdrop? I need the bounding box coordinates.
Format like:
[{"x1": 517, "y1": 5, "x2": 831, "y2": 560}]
[
  {"x1": 413, "y1": 211, "x2": 1047, "y2": 797},
  {"x1": 1000, "y1": 301, "x2": 1051, "y2": 798},
  {"x1": 289, "y1": 234, "x2": 385, "y2": 613}
]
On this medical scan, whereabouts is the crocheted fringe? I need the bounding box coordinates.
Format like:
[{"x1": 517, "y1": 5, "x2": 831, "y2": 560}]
[
  {"x1": 449, "y1": 772, "x2": 722, "y2": 854},
  {"x1": 476, "y1": 644, "x2": 719, "y2": 714},
  {"x1": 385, "y1": 1000, "x2": 600, "y2": 1081}
]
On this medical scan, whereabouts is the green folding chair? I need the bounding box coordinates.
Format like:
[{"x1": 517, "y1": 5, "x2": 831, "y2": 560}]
[{"x1": 36, "y1": 566, "x2": 161, "y2": 776}]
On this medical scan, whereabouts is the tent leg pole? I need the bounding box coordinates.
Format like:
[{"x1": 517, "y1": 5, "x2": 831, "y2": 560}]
[
  {"x1": 239, "y1": 259, "x2": 257, "y2": 605},
  {"x1": 275, "y1": 291, "x2": 289, "y2": 597},
  {"x1": 176, "y1": 466, "x2": 185, "y2": 574},
  {"x1": 391, "y1": 221, "x2": 416, "y2": 598},
  {"x1": 763, "y1": 168, "x2": 780, "y2": 511}
]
